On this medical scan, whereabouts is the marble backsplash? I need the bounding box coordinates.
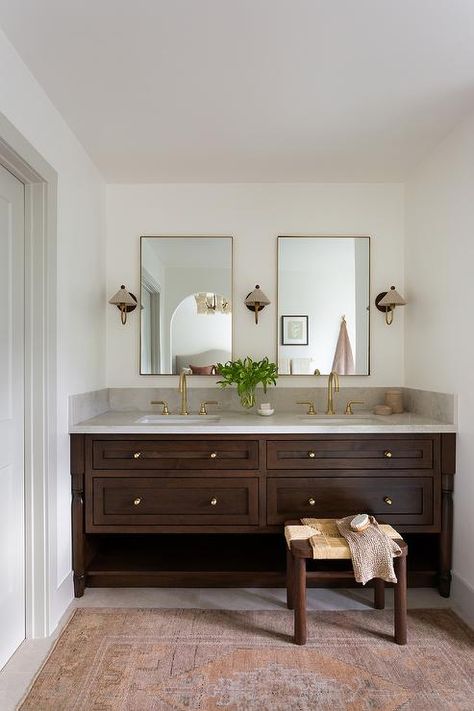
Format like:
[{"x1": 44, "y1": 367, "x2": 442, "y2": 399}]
[
  {"x1": 69, "y1": 385, "x2": 457, "y2": 425},
  {"x1": 68, "y1": 388, "x2": 109, "y2": 427}
]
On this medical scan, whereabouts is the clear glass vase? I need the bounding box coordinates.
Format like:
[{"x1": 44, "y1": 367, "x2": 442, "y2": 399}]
[{"x1": 239, "y1": 388, "x2": 256, "y2": 409}]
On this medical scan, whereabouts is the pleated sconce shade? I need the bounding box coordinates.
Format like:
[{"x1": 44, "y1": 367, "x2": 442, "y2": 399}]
[{"x1": 378, "y1": 286, "x2": 406, "y2": 308}]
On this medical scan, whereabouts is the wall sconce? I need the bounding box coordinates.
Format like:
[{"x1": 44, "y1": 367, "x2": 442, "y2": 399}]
[
  {"x1": 375, "y1": 285, "x2": 406, "y2": 325},
  {"x1": 245, "y1": 285, "x2": 270, "y2": 324},
  {"x1": 108, "y1": 285, "x2": 137, "y2": 324}
]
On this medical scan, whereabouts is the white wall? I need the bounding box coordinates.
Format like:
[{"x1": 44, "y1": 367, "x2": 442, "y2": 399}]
[
  {"x1": 106, "y1": 183, "x2": 405, "y2": 387},
  {"x1": 405, "y1": 110, "x2": 474, "y2": 622},
  {"x1": 0, "y1": 28, "x2": 106, "y2": 632}
]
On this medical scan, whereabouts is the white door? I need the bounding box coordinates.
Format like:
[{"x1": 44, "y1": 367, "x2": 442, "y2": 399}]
[{"x1": 0, "y1": 164, "x2": 25, "y2": 669}]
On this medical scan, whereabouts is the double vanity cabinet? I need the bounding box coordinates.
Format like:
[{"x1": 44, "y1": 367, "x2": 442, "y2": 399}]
[{"x1": 70, "y1": 425, "x2": 456, "y2": 598}]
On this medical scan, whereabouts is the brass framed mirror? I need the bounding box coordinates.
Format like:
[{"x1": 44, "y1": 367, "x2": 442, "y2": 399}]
[
  {"x1": 140, "y1": 236, "x2": 233, "y2": 375},
  {"x1": 277, "y1": 236, "x2": 370, "y2": 375}
]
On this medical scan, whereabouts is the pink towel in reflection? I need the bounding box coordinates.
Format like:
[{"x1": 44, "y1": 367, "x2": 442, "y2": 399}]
[{"x1": 331, "y1": 318, "x2": 355, "y2": 375}]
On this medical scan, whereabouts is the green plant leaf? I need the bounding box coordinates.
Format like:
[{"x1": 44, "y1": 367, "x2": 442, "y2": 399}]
[{"x1": 216, "y1": 357, "x2": 278, "y2": 405}]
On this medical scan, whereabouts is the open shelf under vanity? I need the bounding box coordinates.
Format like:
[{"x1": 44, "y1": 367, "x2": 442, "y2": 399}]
[{"x1": 83, "y1": 532, "x2": 439, "y2": 589}]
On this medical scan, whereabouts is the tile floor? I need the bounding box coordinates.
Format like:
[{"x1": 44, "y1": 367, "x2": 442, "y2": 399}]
[{"x1": 0, "y1": 587, "x2": 455, "y2": 710}]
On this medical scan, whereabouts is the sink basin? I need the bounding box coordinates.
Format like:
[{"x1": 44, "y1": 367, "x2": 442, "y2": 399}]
[
  {"x1": 136, "y1": 415, "x2": 220, "y2": 424},
  {"x1": 299, "y1": 416, "x2": 376, "y2": 425}
]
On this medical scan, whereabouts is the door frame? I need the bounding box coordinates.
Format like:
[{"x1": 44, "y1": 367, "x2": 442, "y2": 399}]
[{"x1": 0, "y1": 114, "x2": 58, "y2": 638}]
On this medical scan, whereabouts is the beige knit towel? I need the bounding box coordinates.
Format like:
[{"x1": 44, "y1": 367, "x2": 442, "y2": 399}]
[
  {"x1": 331, "y1": 317, "x2": 355, "y2": 375},
  {"x1": 336, "y1": 515, "x2": 402, "y2": 585}
]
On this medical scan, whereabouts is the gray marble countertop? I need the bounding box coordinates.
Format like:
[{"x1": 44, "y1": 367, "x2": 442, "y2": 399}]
[{"x1": 69, "y1": 410, "x2": 456, "y2": 434}]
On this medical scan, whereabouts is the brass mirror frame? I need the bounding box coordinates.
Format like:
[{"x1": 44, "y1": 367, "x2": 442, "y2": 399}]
[
  {"x1": 139, "y1": 235, "x2": 234, "y2": 376},
  {"x1": 276, "y1": 235, "x2": 371, "y2": 376}
]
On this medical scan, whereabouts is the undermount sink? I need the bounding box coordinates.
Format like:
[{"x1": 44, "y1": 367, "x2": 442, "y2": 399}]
[
  {"x1": 298, "y1": 416, "x2": 376, "y2": 425},
  {"x1": 136, "y1": 415, "x2": 220, "y2": 424}
]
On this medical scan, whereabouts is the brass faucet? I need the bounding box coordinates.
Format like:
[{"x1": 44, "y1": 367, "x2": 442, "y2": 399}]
[
  {"x1": 326, "y1": 371, "x2": 340, "y2": 415},
  {"x1": 150, "y1": 400, "x2": 170, "y2": 415},
  {"x1": 344, "y1": 400, "x2": 365, "y2": 415},
  {"x1": 178, "y1": 371, "x2": 189, "y2": 415}
]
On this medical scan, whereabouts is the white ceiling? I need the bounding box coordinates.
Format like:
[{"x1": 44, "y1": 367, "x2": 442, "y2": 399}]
[{"x1": 1, "y1": 0, "x2": 473, "y2": 182}]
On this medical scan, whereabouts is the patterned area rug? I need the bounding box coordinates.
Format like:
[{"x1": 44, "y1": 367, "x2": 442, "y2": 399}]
[{"x1": 20, "y1": 608, "x2": 473, "y2": 710}]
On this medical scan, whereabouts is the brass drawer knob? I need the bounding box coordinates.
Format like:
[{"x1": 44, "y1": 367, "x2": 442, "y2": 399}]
[
  {"x1": 308, "y1": 451, "x2": 316, "y2": 459},
  {"x1": 133, "y1": 497, "x2": 142, "y2": 506},
  {"x1": 210, "y1": 452, "x2": 218, "y2": 459},
  {"x1": 308, "y1": 497, "x2": 316, "y2": 506},
  {"x1": 133, "y1": 452, "x2": 142, "y2": 459},
  {"x1": 384, "y1": 450, "x2": 393, "y2": 459},
  {"x1": 210, "y1": 497, "x2": 218, "y2": 506},
  {"x1": 384, "y1": 496, "x2": 393, "y2": 505}
]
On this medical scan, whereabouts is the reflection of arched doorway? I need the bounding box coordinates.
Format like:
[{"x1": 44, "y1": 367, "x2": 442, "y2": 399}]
[{"x1": 170, "y1": 293, "x2": 231, "y2": 374}]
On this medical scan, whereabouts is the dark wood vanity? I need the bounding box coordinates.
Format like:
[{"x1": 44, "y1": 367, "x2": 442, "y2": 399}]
[{"x1": 71, "y1": 432, "x2": 455, "y2": 597}]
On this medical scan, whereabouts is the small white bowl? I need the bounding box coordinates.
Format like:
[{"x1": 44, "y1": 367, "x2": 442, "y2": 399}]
[{"x1": 257, "y1": 408, "x2": 274, "y2": 416}]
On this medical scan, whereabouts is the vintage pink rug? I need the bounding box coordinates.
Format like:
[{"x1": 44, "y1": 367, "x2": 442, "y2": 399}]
[{"x1": 20, "y1": 607, "x2": 473, "y2": 710}]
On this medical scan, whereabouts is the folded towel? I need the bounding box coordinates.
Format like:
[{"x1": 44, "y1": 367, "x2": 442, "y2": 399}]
[
  {"x1": 336, "y1": 515, "x2": 402, "y2": 585},
  {"x1": 290, "y1": 358, "x2": 319, "y2": 374},
  {"x1": 299, "y1": 518, "x2": 401, "y2": 561},
  {"x1": 331, "y1": 317, "x2": 354, "y2": 375}
]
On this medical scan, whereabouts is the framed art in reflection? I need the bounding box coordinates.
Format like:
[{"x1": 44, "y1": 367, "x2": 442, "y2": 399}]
[{"x1": 281, "y1": 315, "x2": 309, "y2": 345}]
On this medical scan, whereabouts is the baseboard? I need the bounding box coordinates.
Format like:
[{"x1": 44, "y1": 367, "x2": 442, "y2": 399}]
[
  {"x1": 451, "y1": 573, "x2": 474, "y2": 629},
  {"x1": 49, "y1": 571, "x2": 74, "y2": 636}
]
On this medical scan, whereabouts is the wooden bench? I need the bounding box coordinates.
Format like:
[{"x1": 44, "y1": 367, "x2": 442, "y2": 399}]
[{"x1": 285, "y1": 519, "x2": 408, "y2": 645}]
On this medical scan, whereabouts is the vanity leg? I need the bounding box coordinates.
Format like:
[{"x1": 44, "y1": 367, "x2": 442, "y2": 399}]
[
  {"x1": 394, "y1": 550, "x2": 407, "y2": 645},
  {"x1": 71, "y1": 434, "x2": 86, "y2": 598},
  {"x1": 72, "y1": 491, "x2": 86, "y2": 598},
  {"x1": 73, "y1": 571, "x2": 86, "y2": 598},
  {"x1": 374, "y1": 578, "x2": 385, "y2": 609},
  {"x1": 294, "y1": 557, "x2": 307, "y2": 645},
  {"x1": 286, "y1": 547, "x2": 294, "y2": 610},
  {"x1": 439, "y1": 472, "x2": 454, "y2": 598}
]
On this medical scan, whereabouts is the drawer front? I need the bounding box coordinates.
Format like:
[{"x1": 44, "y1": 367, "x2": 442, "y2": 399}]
[
  {"x1": 93, "y1": 440, "x2": 259, "y2": 470},
  {"x1": 90, "y1": 476, "x2": 259, "y2": 527},
  {"x1": 267, "y1": 439, "x2": 433, "y2": 470},
  {"x1": 267, "y1": 477, "x2": 434, "y2": 526}
]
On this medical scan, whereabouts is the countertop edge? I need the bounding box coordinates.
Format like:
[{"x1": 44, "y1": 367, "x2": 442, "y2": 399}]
[{"x1": 69, "y1": 424, "x2": 457, "y2": 434}]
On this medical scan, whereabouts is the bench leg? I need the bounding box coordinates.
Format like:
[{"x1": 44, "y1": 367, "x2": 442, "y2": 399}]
[
  {"x1": 374, "y1": 578, "x2": 385, "y2": 609},
  {"x1": 286, "y1": 547, "x2": 294, "y2": 610},
  {"x1": 294, "y1": 556, "x2": 307, "y2": 645},
  {"x1": 394, "y1": 552, "x2": 407, "y2": 645}
]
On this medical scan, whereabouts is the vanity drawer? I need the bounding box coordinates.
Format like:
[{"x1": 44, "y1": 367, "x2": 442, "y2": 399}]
[
  {"x1": 266, "y1": 438, "x2": 433, "y2": 470},
  {"x1": 92, "y1": 439, "x2": 259, "y2": 470},
  {"x1": 90, "y1": 476, "x2": 259, "y2": 528},
  {"x1": 267, "y1": 476, "x2": 435, "y2": 526}
]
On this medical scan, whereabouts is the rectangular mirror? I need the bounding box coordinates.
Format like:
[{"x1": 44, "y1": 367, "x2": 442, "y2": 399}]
[
  {"x1": 140, "y1": 237, "x2": 233, "y2": 374},
  {"x1": 277, "y1": 236, "x2": 370, "y2": 375}
]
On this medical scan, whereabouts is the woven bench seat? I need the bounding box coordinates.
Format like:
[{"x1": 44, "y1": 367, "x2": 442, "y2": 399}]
[
  {"x1": 285, "y1": 518, "x2": 401, "y2": 560},
  {"x1": 284, "y1": 518, "x2": 408, "y2": 646}
]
